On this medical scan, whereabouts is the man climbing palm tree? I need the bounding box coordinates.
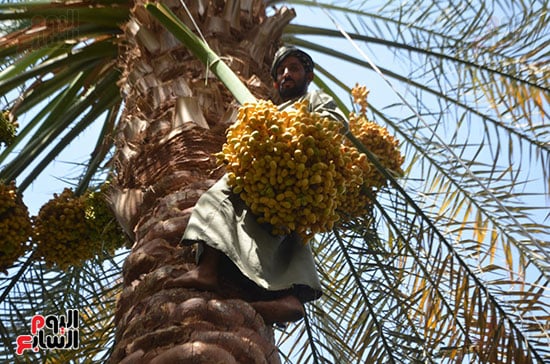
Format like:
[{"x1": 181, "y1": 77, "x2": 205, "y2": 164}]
[{"x1": 168, "y1": 46, "x2": 347, "y2": 325}]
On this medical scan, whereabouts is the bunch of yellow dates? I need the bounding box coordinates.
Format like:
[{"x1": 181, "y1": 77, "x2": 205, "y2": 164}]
[
  {"x1": 34, "y1": 186, "x2": 126, "y2": 270},
  {"x1": 218, "y1": 87, "x2": 404, "y2": 242},
  {"x1": 0, "y1": 181, "x2": 32, "y2": 272}
]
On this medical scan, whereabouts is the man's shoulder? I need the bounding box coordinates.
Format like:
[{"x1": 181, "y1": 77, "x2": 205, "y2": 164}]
[
  {"x1": 306, "y1": 90, "x2": 349, "y2": 127},
  {"x1": 277, "y1": 90, "x2": 333, "y2": 109},
  {"x1": 278, "y1": 90, "x2": 347, "y2": 124},
  {"x1": 306, "y1": 89, "x2": 341, "y2": 112},
  {"x1": 306, "y1": 89, "x2": 333, "y2": 105}
]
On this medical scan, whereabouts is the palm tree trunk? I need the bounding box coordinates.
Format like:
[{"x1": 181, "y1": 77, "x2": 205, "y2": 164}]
[{"x1": 107, "y1": 1, "x2": 296, "y2": 362}]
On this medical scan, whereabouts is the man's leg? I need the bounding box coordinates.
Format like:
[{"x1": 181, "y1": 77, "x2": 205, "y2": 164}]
[
  {"x1": 165, "y1": 243, "x2": 306, "y2": 324},
  {"x1": 251, "y1": 295, "x2": 305, "y2": 324}
]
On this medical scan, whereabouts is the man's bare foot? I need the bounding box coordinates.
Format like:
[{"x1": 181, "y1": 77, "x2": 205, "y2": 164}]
[
  {"x1": 251, "y1": 295, "x2": 305, "y2": 324},
  {"x1": 163, "y1": 268, "x2": 218, "y2": 291}
]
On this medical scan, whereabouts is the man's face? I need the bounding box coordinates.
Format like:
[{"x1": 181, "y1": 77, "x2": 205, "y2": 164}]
[{"x1": 275, "y1": 55, "x2": 313, "y2": 101}]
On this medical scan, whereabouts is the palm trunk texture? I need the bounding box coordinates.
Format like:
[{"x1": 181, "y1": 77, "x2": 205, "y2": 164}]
[{"x1": 108, "y1": 1, "x2": 295, "y2": 362}]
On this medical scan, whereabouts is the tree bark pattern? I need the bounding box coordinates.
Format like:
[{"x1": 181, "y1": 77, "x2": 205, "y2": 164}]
[{"x1": 109, "y1": 0, "x2": 295, "y2": 362}]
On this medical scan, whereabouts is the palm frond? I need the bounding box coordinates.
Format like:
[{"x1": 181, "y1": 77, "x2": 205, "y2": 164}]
[{"x1": 0, "y1": 0, "x2": 128, "y2": 193}]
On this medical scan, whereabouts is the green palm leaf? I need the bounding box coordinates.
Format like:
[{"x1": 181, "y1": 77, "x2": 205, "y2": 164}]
[{"x1": 0, "y1": 0, "x2": 127, "y2": 193}]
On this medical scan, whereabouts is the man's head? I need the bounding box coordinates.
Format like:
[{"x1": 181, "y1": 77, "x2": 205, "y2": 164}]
[{"x1": 271, "y1": 46, "x2": 314, "y2": 101}]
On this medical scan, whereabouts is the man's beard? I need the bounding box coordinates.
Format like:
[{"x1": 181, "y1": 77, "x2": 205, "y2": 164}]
[{"x1": 279, "y1": 77, "x2": 309, "y2": 101}]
